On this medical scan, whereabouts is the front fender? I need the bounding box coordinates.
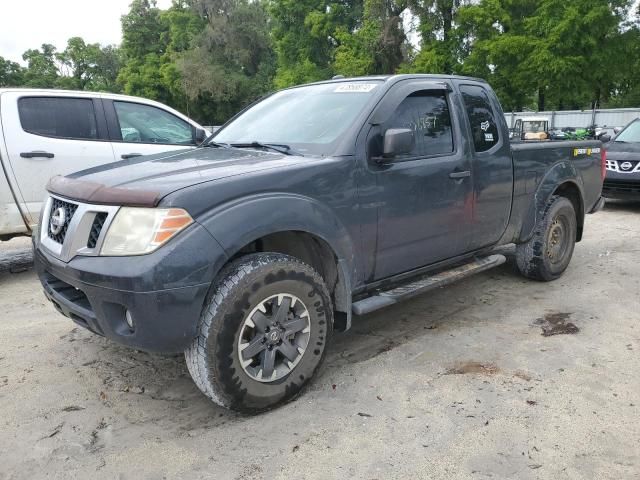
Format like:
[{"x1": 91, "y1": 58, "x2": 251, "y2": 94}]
[
  {"x1": 519, "y1": 161, "x2": 584, "y2": 243},
  {"x1": 197, "y1": 192, "x2": 356, "y2": 278}
]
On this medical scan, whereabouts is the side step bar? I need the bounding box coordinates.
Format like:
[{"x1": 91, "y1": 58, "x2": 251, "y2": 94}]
[{"x1": 352, "y1": 254, "x2": 506, "y2": 316}]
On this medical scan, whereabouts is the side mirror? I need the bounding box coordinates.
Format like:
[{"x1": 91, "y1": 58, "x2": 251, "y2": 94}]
[
  {"x1": 194, "y1": 127, "x2": 207, "y2": 145},
  {"x1": 600, "y1": 134, "x2": 611, "y2": 143},
  {"x1": 381, "y1": 128, "x2": 415, "y2": 160}
]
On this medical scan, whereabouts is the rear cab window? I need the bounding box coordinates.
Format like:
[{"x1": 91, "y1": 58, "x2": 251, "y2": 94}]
[
  {"x1": 18, "y1": 97, "x2": 98, "y2": 140},
  {"x1": 459, "y1": 84, "x2": 500, "y2": 153}
]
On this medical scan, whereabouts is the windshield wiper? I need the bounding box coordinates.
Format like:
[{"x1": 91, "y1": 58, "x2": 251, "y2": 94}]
[
  {"x1": 231, "y1": 141, "x2": 303, "y2": 156},
  {"x1": 202, "y1": 141, "x2": 231, "y2": 148}
]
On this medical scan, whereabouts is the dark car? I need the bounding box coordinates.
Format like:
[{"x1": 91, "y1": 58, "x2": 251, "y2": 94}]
[
  {"x1": 603, "y1": 118, "x2": 640, "y2": 199},
  {"x1": 33, "y1": 75, "x2": 604, "y2": 412}
]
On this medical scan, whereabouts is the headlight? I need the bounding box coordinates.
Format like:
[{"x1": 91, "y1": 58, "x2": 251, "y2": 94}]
[{"x1": 100, "y1": 207, "x2": 193, "y2": 256}]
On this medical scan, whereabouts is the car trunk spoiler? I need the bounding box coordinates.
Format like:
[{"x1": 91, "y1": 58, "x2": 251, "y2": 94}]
[{"x1": 46, "y1": 175, "x2": 162, "y2": 207}]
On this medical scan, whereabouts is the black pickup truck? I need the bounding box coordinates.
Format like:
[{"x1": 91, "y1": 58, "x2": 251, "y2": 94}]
[{"x1": 33, "y1": 75, "x2": 605, "y2": 412}]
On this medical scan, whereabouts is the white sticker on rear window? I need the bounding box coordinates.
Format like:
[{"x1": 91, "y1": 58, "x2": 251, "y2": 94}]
[{"x1": 334, "y1": 83, "x2": 378, "y2": 93}]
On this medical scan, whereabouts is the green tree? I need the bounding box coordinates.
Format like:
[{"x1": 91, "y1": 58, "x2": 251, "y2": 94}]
[
  {"x1": 606, "y1": 25, "x2": 640, "y2": 107},
  {"x1": 21, "y1": 44, "x2": 59, "y2": 88},
  {"x1": 118, "y1": 0, "x2": 206, "y2": 115},
  {"x1": 455, "y1": 0, "x2": 539, "y2": 111},
  {"x1": 177, "y1": 0, "x2": 275, "y2": 123},
  {"x1": 0, "y1": 57, "x2": 24, "y2": 87},
  {"x1": 402, "y1": 0, "x2": 470, "y2": 74},
  {"x1": 270, "y1": 0, "x2": 364, "y2": 87},
  {"x1": 525, "y1": 0, "x2": 633, "y2": 110},
  {"x1": 334, "y1": 0, "x2": 409, "y2": 76},
  {"x1": 452, "y1": 0, "x2": 637, "y2": 111},
  {"x1": 54, "y1": 37, "x2": 122, "y2": 91},
  {"x1": 91, "y1": 45, "x2": 124, "y2": 92},
  {"x1": 118, "y1": 0, "x2": 170, "y2": 101}
]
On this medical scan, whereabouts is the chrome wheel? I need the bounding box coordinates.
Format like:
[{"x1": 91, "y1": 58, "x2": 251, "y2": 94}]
[{"x1": 237, "y1": 293, "x2": 311, "y2": 383}]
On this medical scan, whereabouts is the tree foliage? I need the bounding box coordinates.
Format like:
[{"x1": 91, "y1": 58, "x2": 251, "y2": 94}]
[
  {"x1": 12, "y1": 40, "x2": 121, "y2": 91},
  {"x1": 457, "y1": 0, "x2": 636, "y2": 111},
  {"x1": 0, "y1": 57, "x2": 23, "y2": 87},
  {"x1": 269, "y1": 0, "x2": 364, "y2": 86},
  {"x1": 334, "y1": 0, "x2": 409, "y2": 76},
  {"x1": 177, "y1": 0, "x2": 275, "y2": 123}
]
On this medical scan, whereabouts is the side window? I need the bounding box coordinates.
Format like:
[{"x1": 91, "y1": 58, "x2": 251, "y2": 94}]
[
  {"x1": 382, "y1": 90, "x2": 454, "y2": 158},
  {"x1": 18, "y1": 97, "x2": 98, "y2": 140},
  {"x1": 459, "y1": 84, "x2": 500, "y2": 152},
  {"x1": 113, "y1": 101, "x2": 194, "y2": 145}
]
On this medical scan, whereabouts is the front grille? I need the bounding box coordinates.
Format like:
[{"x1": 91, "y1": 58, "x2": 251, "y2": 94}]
[
  {"x1": 606, "y1": 159, "x2": 640, "y2": 173},
  {"x1": 87, "y1": 212, "x2": 108, "y2": 249},
  {"x1": 47, "y1": 199, "x2": 78, "y2": 244}
]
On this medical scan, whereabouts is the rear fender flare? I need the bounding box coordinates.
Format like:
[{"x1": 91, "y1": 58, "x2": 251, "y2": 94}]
[{"x1": 519, "y1": 161, "x2": 584, "y2": 243}]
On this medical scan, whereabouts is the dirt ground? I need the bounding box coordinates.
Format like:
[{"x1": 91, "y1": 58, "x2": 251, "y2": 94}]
[{"x1": 1, "y1": 202, "x2": 639, "y2": 480}]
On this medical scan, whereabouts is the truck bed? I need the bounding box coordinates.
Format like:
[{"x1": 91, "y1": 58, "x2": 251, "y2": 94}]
[{"x1": 506, "y1": 139, "x2": 603, "y2": 243}]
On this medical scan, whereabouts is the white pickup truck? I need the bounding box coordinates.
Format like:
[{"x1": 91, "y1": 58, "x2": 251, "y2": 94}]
[{"x1": 0, "y1": 89, "x2": 210, "y2": 240}]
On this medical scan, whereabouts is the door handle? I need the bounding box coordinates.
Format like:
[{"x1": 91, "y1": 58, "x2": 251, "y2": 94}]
[
  {"x1": 449, "y1": 170, "x2": 471, "y2": 179},
  {"x1": 20, "y1": 151, "x2": 54, "y2": 159},
  {"x1": 121, "y1": 153, "x2": 142, "y2": 159}
]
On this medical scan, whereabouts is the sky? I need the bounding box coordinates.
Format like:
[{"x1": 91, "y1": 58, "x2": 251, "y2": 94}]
[{"x1": 0, "y1": 0, "x2": 172, "y2": 64}]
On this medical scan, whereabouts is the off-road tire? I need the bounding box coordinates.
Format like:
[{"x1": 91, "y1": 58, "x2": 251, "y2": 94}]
[
  {"x1": 185, "y1": 253, "x2": 333, "y2": 413},
  {"x1": 516, "y1": 195, "x2": 577, "y2": 281}
]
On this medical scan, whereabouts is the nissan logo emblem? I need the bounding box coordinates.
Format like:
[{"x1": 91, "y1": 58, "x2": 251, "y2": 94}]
[
  {"x1": 620, "y1": 161, "x2": 633, "y2": 171},
  {"x1": 49, "y1": 207, "x2": 67, "y2": 235}
]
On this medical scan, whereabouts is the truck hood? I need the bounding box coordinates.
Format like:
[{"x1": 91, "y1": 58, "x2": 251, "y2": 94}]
[{"x1": 50, "y1": 147, "x2": 311, "y2": 206}]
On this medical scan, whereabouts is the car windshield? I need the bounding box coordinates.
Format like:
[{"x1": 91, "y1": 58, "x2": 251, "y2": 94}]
[
  {"x1": 212, "y1": 81, "x2": 382, "y2": 155},
  {"x1": 615, "y1": 120, "x2": 640, "y2": 143}
]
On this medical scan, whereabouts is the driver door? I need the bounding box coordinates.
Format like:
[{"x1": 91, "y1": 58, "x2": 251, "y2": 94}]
[
  {"x1": 104, "y1": 99, "x2": 199, "y2": 161},
  {"x1": 362, "y1": 82, "x2": 474, "y2": 280}
]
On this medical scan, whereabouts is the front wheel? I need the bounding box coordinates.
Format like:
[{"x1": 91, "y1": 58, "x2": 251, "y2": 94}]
[
  {"x1": 185, "y1": 253, "x2": 333, "y2": 413},
  {"x1": 516, "y1": 195, "x2": 577, "y2": 281}
]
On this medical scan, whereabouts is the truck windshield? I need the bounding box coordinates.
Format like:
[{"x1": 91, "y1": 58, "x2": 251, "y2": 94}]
[
  {"x1": 212, "y1": 81, "x2": 382, "y2": 155},
  {"x1": 614, "y1": 120, "x2": 640, "y2": 143}
]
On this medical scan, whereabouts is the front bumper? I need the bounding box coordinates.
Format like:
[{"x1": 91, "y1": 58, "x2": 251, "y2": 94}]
[
  {"x1": 603, "y1": 171, "x2": 640, "y2": 199},
  {"x1": 34, "y1": 223, "x2": 228, "y2": 353}
]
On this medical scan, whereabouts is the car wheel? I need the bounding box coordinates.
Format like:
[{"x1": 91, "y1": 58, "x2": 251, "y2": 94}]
[
  {"x1": 516, "y1": 195, "x2": 577, "y2": 281},
  {"x1": 185, "y1": 253, "x2": 333, "y2": 413}
]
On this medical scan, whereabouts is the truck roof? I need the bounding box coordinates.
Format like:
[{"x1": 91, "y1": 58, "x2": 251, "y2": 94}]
[
  {"x1": 304, "y1": 73, "x2": 489, "y2": 87},
  {"x1": 0, "y1": 88, "x2": 171, "y2": 104}
]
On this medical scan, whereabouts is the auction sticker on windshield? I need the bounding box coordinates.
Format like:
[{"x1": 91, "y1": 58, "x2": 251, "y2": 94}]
[{"x1": 334, "y1": 83, "x2": 378, "y2": 93}]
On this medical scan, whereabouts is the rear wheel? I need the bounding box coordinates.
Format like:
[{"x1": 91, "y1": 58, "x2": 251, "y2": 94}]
[
  {"x1": 516, "y1": 195, "x2": 577, "y2": 281},
  {"x1": 185, "y1": 253, "x2": 333, "y2": 413}
]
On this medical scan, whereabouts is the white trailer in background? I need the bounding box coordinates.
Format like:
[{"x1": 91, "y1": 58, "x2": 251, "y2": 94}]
[{"x1": 505, "y1": 107, "x2": 640, "y2": 130}]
